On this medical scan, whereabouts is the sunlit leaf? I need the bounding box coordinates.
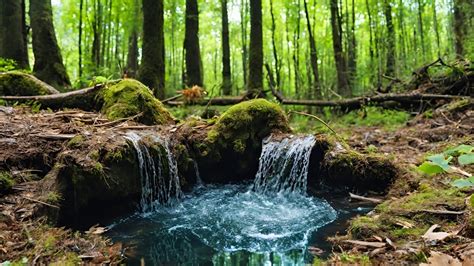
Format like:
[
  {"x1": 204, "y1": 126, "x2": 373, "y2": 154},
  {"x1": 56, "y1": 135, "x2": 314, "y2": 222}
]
[
  {"x1": 426, "y1": 154, "x2": 452, "y2": 171},
  {"x1": 458, "y1": 153, "x2": 474, "y2": 165},
  {"x1": 451, "y1": 178, "x2": 474, "y2": 188},
  {"x1": 444, "y1": 144, "x2": 474, "y2": 156},
  {"x1": 418, "y1": 162, "x2": 444, "y2": 175}
]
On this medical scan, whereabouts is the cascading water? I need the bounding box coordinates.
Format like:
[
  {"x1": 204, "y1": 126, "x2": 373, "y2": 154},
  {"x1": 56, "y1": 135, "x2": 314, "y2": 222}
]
[
  {"x1": 109, "y1": 133, "x2": 338, "y2": 265},
  {"x1": 253, "y1": 135, "x2": 316, "y2": 194},
  {"x1": 124, "y1": 132, "x2": 182, "y2": 213}
]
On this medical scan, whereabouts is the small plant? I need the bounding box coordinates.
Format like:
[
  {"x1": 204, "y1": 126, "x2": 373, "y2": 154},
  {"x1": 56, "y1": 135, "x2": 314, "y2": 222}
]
[
  {"x1": 0, "y1": 58, "x2": 18, "y2": 72},
  {"x1": 417, "y1": 144, "x2": 473, "y2": 188}
]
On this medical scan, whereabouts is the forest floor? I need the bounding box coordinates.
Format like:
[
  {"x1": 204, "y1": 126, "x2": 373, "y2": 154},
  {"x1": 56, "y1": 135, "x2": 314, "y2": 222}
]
[{"x1": 0, "y1": 98, "x2": 473, "y2": 264}]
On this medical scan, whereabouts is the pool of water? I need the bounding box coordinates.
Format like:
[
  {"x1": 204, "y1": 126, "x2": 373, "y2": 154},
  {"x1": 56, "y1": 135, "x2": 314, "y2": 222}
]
[{"x1": 107, "y1": 184, "x2": 368, "y2": 265}]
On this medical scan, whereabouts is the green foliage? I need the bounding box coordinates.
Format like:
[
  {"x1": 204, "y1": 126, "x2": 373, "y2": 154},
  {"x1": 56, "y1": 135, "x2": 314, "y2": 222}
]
[
  {"x1": 0, "y1": 58, "x2": 18, "y2": 72},
  {"x1": 417, "y1": 144, "x2": 473, "y2": 188},
  {"x1": 339, "y1": 107, "x2": 410, "y2": 130}
]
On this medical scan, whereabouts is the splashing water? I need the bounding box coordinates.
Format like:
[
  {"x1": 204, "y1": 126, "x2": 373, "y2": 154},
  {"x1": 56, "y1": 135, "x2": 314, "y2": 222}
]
[
  {"x1": 253, "y1": 135, "x2": 316, "y2": 194},
  {"x1": 124, "y1": 132, "x2": 182, "y2": 212}
]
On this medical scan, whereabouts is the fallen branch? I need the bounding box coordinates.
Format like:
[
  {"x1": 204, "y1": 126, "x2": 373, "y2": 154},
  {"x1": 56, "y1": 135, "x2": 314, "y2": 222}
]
[
  {"x1": 22, "y1": 196, "x2": 60, "y2": 209},
  {"x1": 32, "y1": 133, "x2": 76, "y2": 140},
  {"x1": 343, "y1": 240, "x2": 386, "y2": 248},
  {"x1": 349, "y1": 193, "x2": 383, "y2": 204}
]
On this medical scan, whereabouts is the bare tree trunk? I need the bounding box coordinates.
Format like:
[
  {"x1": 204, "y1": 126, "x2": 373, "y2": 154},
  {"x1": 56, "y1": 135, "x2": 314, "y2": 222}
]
[
  {"x1": 348, "y1": 0, "x2": 357, "y2": 87},
  {"x1": 91, "y1": 0, "x2": 102, "y2": 71},
  {"x1": 303, "y1": 0, "x2": 321, "y2": 98},
  {"x1": 0, "y1": 0, "x2": 29, "y2": 69},
  {"x1": 222, "y1": 0, "x2": 232, "y2": 95},
  {"x1": 432, "y1": 0, "x2": 441, "y2": 58},
  {"x1": 125, "y1": 0, "x2": 139, "y2": 78},
  {"x1": 78, "y1": 0, "x2": 84, "y2": 79},
  {"x1": 247, "y1": 0, "x2": 263, "y2": 97},
  {"x1": 269, "y1": 0, "x2": 281, "y2": 88},
  {"x1": 384, "y1": 0, "x2": 396, "y2": 77},
  {"x1": 453, "y1": 0, "x2": 472, "y2": 58},
  {"x1": 184, "y1": 0, "x2": 203, "y2": 87},
  {"x1": 416, "y1": 0, "x2": 426, "y2": 61},
  {"x1": 293, "y1": 0, "x2": 301, "y2": 97},
  {"x1": 330, "y1": 0, "x2": 350, "y2": 97},
  {"x1": 240, "y1": 0, "x2": 249, "y2": 86},
  {"x1": 30, "y1": 0, "x2": 71, "y2": 89},
  {"x1": 138, "y1": 0, "x2": 165, "y2": 98}
]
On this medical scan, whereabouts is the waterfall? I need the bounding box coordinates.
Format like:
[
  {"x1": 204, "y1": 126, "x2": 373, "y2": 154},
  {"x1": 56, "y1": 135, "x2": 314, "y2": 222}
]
[
  {"x1": 124, "y1": 132, "x2": 182, "y2": 212},
  {"x1": 253, "y1": 135, "x2": 316, "y2": 194}
]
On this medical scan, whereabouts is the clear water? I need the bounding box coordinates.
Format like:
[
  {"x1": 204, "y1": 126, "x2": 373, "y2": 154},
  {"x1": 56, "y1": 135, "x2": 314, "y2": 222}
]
[{"x1": 108, "y1": 184, "x2": 338, "y2": 265}]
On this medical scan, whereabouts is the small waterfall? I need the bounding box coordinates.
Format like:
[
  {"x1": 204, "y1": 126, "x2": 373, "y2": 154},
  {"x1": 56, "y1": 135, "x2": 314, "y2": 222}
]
[
  {"x1": 124, "y1": 132, "x2": 182, "y2": 212},
  {"x1": 253, "y1": 135, "x2": 316, "y2": 194}
]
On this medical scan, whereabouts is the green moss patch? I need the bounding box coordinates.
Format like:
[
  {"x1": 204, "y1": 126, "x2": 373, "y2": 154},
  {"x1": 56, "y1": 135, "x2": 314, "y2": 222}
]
[
  {"x1": 0, "y1": 171, "x2": 15, "y2": 195},
  {"x1": 206, "y1": 99, "x2": 290, "y2": 153},
  {"x1": 0, "y1": 71, "x2": 59, "y2": 96},
  {"x1": 99, "y1": 79, "x2": 174, "y2": 125}
]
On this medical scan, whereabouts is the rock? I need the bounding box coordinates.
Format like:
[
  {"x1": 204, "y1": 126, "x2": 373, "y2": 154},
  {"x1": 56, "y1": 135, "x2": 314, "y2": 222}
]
[{"x1": 0, "y1": 71, "x2": 59, "y2": 96}]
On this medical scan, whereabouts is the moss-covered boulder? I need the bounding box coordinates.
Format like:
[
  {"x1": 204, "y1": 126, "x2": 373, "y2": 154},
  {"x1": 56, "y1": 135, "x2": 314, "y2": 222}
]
[
  {"x1": 98, "y1": 79, "x2": 174, "y2": 125},
  {"x1": 0, "y1": 71, "x2": 59, "y2": 96},
  {"x1": 189, "y1": 99, "x2": 291, "y2": 183}
]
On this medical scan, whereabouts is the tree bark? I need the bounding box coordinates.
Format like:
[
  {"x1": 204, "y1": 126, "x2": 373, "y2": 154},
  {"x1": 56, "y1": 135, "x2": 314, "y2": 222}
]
[
  {"x1": 247, "y1": 0, "x2": 264, "y2": 98},
  {"x1": 0, "y1": 0, "x2": 30, "y2": 69},
  {"x1": 78, "y1": 0, "x2": 84, "y2": 79},
  {"x1": 184, "y1": 0, "x2": 203, "y2": 87},
  {"x1": 126, "y1": 30, "x2": 139, "y2": 78},
  {"x1": 303, "y1": 0, "x2": 320, "y2": 97},
  {"x1": 453, "y1": 0, "x2": 472, "y2": 58},
  {"x1": 383, "y1": 0, "x2": 396, "y2": 77},
  {"x1": 240, "y1": 0, "x2": 249, "y2": 86},
  {"x1": 138, "y1": 0, "x2": 165, "y2": 98},
  {"x1": 91, "y1": 0, "x2": 102, "y2": 71},
  {"x1": 329, "y1": 0, "x2": 350, "y2": 97},
  {"x1": 221, "y1": 0, "x2": 232, "y2": 95},
  {"x1": 30, "y1": 0, "x2": 71, "y2": 89},
  {"x1": 269, "y1": 0, "x2": 281, "y2": 88}
]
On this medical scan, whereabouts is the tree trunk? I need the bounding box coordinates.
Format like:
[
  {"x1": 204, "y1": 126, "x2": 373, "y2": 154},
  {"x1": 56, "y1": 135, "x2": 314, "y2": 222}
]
[
  {"x1": 269, "y1": 0, "x2": 281, "y2": 88},
  {"x1": 0, "y1": 0, "x2": 29, "y2": 69},
  {"x1": 91, "y1": 0, "x2": 102, "y2": 71},
  {"x1": 221, "y1": 0, "x2": 232, "y2": 95},
  {"x1": 453, "y1": 0, "x2": 471, "y2": 58},
  {"x1": 303, "y1": 0, "x2": 320, "y2": 97},
  {"x1": 184, "y1": 0, "x2": 203, "y2": 87},
  {"x1": 138, "y1": 0, "x2": 165, "y2": 98},
  {"x1": 78, "y1": 0, "x2": 84, "y2": 79},
  {"x1": 383, "y1": 0, "x2": 396, "y2": 77},
  {"x1": 294, "y1": 0, "x2": 301, "y2": 97},
  {"x1": 416, "y1": 0, "x2": 425, "y2": 61},
  {"x1": 126, "y1": 30, "x2": 139, "y2": 78},
  {"x1": 240, "y1": 0, "x2": 249, "y2": 86},
  {"x1": 348, "y1": 0, "x2": 357, "y2": 87},
  {"x1": 30, "y1": 0, "x2": 71, "y2": 89},
  {"x1": 432, "y1": 0, "x2": 441, "y2": 57},
  {"x1": 247, "y1": 0, "x2": 263, "y2": 97},
  {"x1": 329, "y1": 0, "x2": 350, "y2": 97}
]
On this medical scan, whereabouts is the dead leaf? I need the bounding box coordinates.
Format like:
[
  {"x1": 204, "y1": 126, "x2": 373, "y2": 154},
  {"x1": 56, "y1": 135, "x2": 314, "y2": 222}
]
[
  {"x1": 422, "y1": 224, "x2": 458, "y2": 242},
  {"x1": 420, "y1": 251, "x2": 461, "y2": 266}
]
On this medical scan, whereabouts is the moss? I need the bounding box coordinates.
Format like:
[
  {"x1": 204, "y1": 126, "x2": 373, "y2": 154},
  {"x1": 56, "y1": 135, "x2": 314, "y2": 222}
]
[
  {"x1": 349, "y1": 216, "x2": 382, "y2": 239},
  {"x1": 395, "y1": 186, "x2": 466, "y2": 212},
  {"x1": 206, "y1": 99, "x2": 290, "y2": 153},
  {"x1": 0, "y1": 171, "x2": 15, "y2": 195},
  {"x1": 44, "y1": 192, "x2": 63, "y2": 204},
  {"x1": 99, "y1": 79, "x2": 174, "y2": 125},
  {"x1": 0, "y1": 71, "x2": 59, "y2": 96},
  {"x1": 67, "y1": 135, "x2": 85, "y2": 148},
  {"x1": 88, "y1": 150, "x2": 100, "y2": 161}
]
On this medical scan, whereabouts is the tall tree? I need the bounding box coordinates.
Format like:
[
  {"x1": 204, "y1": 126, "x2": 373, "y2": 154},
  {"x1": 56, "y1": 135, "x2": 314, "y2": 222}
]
[
  {"x1": 240, "y1": 0, "x2": 249, "y2": 86},
  {"x1": 347, "y1": 0, "x2": 357, "y2": 86},
  {"x1": 184, "y1": 0, "x2": 203, "y2": 87},
  {"x1": 247, "y1": 0, "x2": 263, "y2": 97},
  {"x1": 78, "y1": 0, "x2": 84, "y2": 79},
  {"x1": 91, "y1": 0, "x2": 102, "y2": 71},
  {"x1": 126, "y1": 0, "x2": 140, "y2": 78},
  {"x1": 221, "y1": 0, "x2": 232, "y2": 95},
  {"x1": 329, "y1": 0, "x2": 350, "y2": 96},
  {"x1": 138, "y1": 0, "x2": 165, "y2": 98},
  {"x1": 0, "y1": 0, "x2": 29, "y2": 69},
  {"x1": 303, "y1": 0, "x2": 320, "y2": 97},
  {"x1": 453, "y1": 0, "x2": 471, "y2": 58},
  {"x1": 30, "y1": 0, "x2": 70, "y2": 89},
  {"x1": 269, "y1": 0, "x2": 281, "y2": 88},
  {"x1": 383, "y1": 0, "x2": 396, "y2": 76}
]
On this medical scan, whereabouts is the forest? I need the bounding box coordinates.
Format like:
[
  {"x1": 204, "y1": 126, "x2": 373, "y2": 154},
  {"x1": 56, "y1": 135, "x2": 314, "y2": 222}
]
[{"x1": 0, "y1": 0, "x2": 473, "y2": 265}]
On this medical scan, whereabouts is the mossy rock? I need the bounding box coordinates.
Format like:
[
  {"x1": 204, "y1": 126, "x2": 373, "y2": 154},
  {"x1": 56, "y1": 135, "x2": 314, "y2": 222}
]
[
  {"x1": 192, "y1": 99, "x2": 291, "y2": 183},
  {"x1": 0, "y1": 171, "x2": 15, "y2": 195},
  {"x1": 206, "y1": 99, "x2": 290, "y2": 152},
  {"x1": 0, "y1": 71, "x2": 59, "y2": 96},
  {"x1": 98, "y1": 79, "x2": 174, "y2": 125},
  {"x1": 320, "y1": 148, "x2": 397, "y2": 193}
]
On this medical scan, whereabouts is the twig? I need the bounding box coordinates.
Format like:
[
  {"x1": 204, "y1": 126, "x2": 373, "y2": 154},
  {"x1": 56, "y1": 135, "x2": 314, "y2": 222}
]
[
  {"x1": 343, "y1": 240, "x2": 386, "y2": 248},
  {"x1": 22, "y1": 196, "x2": 60, "y2": 209},
  {"x1": 33, "y1": 134, "x2": 76, "y2": 140},
  {"x1": 349, "y1": 193, "x2": 383, "y2": 204},
  {"x1": 93, "y1": 112, "x2": 143, "y2": 127}
]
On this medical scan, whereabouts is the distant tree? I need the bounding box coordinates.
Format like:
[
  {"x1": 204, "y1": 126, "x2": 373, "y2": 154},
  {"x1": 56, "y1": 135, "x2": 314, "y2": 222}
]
[
  {"x1": 184, "y1": 0, "x2": 203, "y2": 87},
  {"x1": 453, "y1": 0, "x2": 472, "y2": 58},
  {"x1": 303, "y1": 0, "x2": 320, "y2": 97},
  {"x1": 329, "y1": 0, "x2": 350, "y2": 96},
  {"x1": 221, "y1": 0, "x2": 232, "y2": 95},
  {"x1": 138, "y1": 0, "x2": 165, "y2": 98},
  {"x1": 247, "y1": 0, "x2": 263, "y2": 97},
  {"x1": 384, "y1": 0, "x2": 396, "y2": 76},
  {"x1": 126, "y1": 0, "x2": 140, "y2": 78},
  {"x1": 30, "y1": 0, "x2": 70, "y2": 89},
  {"x1": 0, "y1": 0, "x2": 29, "y2": 69}
]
